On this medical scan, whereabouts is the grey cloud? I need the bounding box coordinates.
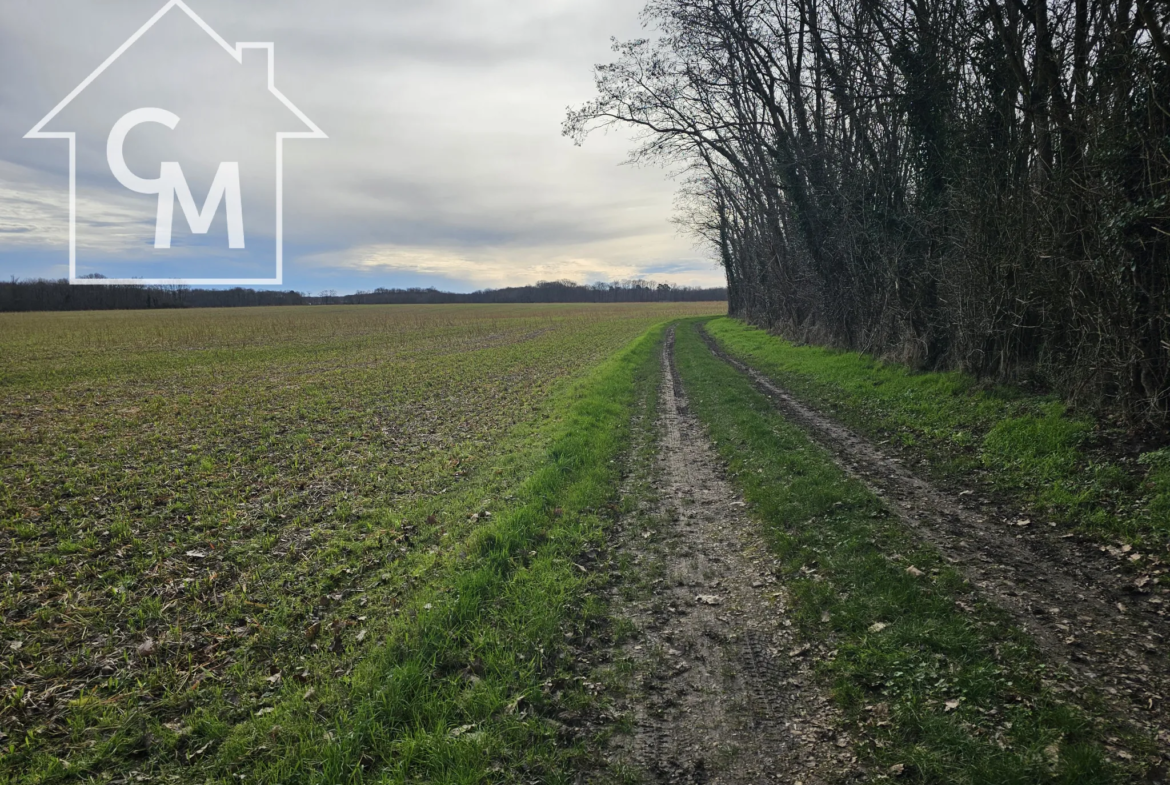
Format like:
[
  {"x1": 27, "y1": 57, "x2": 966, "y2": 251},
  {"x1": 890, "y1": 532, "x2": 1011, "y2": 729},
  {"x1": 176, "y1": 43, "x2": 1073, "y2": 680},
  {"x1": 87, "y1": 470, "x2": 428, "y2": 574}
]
[{"x1": 0, "y1": 0, "x2": 721, "y2": 290}]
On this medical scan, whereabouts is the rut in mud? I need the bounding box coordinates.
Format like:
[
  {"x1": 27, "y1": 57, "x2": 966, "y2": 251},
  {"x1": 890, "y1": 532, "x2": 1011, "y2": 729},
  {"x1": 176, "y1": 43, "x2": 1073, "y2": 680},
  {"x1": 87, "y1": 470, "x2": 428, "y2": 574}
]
[
  {"x1": 699, "y1": 325, "x2": 1170, "y2": 751},
  {"x1": 603, "y1": 329, "x2": 859, "y2": 784}
]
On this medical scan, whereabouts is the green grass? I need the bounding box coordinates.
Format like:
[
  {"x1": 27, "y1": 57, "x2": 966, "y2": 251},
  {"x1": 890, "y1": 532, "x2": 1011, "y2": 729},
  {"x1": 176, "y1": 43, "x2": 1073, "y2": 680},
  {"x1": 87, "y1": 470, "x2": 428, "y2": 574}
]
[
  {"x1": 703, "y1": 317, "x2": 1170, "y2": 545},
  {"x1": 190, "y1": 322, "x2": 667, "y2": 784},
  {"x1": 673, "y1": 320, "x2": 1147, "y2": 783},
  {"x1": 0, "y1": 304, "x2": 715, "y2": 783}
]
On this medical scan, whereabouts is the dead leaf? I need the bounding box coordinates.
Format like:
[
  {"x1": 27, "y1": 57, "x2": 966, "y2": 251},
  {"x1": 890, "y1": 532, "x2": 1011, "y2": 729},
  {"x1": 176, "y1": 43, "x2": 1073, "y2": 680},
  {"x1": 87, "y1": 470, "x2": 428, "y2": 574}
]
[
  {"x1": 356, "y1": 629, "x2": 367, "y2": 643},
  {"x1": 185, "y1": 550, "x2": 207, "y2": 559},
  {"x1": 305, "y1": 622, "x2": 320, "y2": 641},
  {"x1": 944, "y1": 699, "x2": 960, "y2": 712},
  {"x1": 905, "y1": 565, "x2": 924, "y2": 577},
  {"x1": 869, "y1": 622, "x2": 888, "y2": 633},
  {"x1": 302, "y1": 688, "x2": 316, "y2": 701},
  {"x1": 136, "y1": 638, "x2": 155, "y2": 657},
  {"x1": 449, "y1": 724, "x2": 476, "y2": 737},
  {"x1": 695, "y1": 595, "x2": 722, "y2": 605},
  {"x1": 889, "y1": 763, "x2": 905, "y2": 776}
]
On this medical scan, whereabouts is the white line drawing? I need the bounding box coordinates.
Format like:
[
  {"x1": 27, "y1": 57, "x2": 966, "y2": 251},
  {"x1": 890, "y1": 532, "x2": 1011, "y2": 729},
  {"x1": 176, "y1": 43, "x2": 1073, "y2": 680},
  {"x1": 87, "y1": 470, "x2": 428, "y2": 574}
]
[
  {"x1": 107, "y1": 108, "x2": 247, "y2": 251},
  {"x1": 24, "y1": 0, "x2": 327, "y2": 286}
]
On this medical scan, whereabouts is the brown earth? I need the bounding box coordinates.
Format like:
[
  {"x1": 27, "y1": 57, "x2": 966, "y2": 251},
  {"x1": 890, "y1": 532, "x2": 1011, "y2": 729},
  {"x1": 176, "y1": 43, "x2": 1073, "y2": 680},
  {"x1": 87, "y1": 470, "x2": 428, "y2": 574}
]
[{"x1": 599, "y1": 328, "x2": 861, "y2": 784}]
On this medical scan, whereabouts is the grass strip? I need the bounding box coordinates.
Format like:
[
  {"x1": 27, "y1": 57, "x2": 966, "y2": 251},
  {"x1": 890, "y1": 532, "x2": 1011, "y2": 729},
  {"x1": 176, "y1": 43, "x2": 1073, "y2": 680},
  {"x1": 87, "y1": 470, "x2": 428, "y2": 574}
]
[
  {"x1": 703, "y1": 317, "x2": 1170, "y2": 547},
  {"x1": 174, "y1": 324, "x2": 666, "y2": 784},
  {"x1": 674, "y1": 320, "x2": 1144, "y2": 784}
]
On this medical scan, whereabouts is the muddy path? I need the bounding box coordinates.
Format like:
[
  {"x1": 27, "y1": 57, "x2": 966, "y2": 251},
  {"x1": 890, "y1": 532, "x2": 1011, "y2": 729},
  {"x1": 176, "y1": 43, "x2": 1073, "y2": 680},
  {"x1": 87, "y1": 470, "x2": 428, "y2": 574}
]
[
  {"x1": 698, "y1": 325, "x2": 1170, "y2": 751},
  {"x1": 601, "y1": 328, "x2": 860, "y2": 784}
]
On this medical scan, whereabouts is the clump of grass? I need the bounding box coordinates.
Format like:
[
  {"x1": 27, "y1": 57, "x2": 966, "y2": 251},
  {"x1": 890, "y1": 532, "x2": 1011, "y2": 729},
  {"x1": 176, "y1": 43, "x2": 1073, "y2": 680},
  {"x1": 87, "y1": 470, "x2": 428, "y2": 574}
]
[
  {"x1": 1137, "y1": 448, "x2": 1170, "y2": 537},
  {"x1": 981, "y1": 403, "x2": 1086, "y2": 484},
  {"x1": 980, "y1": 403, "x2": 1093, "y2": 514},
  {"x1": 673, "y1": 320, "x2": 1145, "y2": 783}
]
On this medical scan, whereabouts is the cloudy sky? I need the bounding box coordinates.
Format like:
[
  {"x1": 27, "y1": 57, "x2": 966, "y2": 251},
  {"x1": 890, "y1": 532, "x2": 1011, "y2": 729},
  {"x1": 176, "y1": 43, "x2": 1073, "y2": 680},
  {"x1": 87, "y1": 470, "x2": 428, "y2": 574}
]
[{"x1": 0, "y1": 0, "x2": 721, "y2": 293}]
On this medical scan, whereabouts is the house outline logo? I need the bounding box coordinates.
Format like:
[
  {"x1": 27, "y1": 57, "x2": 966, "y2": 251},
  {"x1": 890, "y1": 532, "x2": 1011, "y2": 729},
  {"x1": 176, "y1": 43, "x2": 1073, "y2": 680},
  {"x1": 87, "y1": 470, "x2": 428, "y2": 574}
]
[{"x1": 24, "y1": 0, "x2": 327, "y2": 287}]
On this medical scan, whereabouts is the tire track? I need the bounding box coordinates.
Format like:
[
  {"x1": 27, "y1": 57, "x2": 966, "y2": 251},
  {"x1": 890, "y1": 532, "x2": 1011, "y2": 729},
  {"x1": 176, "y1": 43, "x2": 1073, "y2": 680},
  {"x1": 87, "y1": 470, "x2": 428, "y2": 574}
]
[
  {"x1": 699, "y1": 324, "x2": 1170, "y2": 752},
  {"x1": 604, "y1": 327, "x2": 858, "y2": 784}
]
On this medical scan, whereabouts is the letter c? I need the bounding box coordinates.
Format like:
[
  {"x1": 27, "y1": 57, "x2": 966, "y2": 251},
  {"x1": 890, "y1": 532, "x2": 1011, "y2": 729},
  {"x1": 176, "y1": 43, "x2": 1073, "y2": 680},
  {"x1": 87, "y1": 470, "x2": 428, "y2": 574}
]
[{"x1": 107, "y1": 108, "x2": 180, "y2": 194}]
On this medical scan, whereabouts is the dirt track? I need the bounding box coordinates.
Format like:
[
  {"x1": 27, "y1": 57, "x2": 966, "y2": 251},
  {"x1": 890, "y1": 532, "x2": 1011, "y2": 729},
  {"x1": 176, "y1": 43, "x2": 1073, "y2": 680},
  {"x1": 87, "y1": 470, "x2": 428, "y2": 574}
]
[
  {"x1": 699, "y1": 325, "x2": 1170, "y2": 755},
  {"x1": 604, "y1": 328, "x2": 858, "y2": 783}
]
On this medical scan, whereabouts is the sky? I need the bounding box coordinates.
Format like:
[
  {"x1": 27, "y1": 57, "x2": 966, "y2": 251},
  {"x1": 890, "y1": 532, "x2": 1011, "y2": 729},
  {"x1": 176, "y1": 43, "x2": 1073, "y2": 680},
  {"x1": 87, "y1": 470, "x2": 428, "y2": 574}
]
[{"x1": 0, "y1": 0, "x2": 723, "y2": 294}]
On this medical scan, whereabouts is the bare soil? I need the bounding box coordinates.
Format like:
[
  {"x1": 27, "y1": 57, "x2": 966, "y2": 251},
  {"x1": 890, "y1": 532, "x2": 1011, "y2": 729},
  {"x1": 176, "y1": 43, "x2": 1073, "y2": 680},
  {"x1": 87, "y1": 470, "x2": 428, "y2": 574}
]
[
  {"x1": 699, "y1": 325, "x2": 1170, "y2": 758},
  {"x1": 601, "y1": 329, "x2": 861, "y2": 784}
]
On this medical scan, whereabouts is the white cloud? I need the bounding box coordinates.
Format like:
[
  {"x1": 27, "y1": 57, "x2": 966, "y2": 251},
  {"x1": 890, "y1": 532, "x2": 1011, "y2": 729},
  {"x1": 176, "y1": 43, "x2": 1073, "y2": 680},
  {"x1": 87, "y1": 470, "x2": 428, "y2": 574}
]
[
  {"x1": 314, "y1": 237, "x2": 723, "y2": 290},
  {"x1": 0, "y1": 160, "x2": 156, "y2": 255}
]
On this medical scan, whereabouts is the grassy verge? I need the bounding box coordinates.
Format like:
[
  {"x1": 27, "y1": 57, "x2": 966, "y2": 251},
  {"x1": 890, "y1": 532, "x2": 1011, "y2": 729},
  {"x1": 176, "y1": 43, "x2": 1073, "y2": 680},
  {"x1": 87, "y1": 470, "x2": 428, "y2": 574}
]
[
  {"x1": 703, "y1": 317, "x2": 1170, "y2": 547},
  {"x1": 673, "y1": 320, "x2": 1148, "y2": 783},
  {"x1": 165, "y1": 324, "x2": 663, "y2": 784}
]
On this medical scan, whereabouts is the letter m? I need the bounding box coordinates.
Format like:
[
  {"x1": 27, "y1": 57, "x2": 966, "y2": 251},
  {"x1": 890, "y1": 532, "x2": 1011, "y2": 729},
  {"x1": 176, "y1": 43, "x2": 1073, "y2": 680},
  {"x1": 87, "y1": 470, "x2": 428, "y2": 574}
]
[{"x1": 155, "y1": 162, "x2": 245, "y2": 249}]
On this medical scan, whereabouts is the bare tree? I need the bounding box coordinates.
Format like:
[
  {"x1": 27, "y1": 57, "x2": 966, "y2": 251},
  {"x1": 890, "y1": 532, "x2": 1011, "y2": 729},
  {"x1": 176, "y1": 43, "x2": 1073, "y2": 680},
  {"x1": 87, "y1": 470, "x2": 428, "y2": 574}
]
[{"x1": 568, "y1": 0, "x2": 1170, "y2": 424}]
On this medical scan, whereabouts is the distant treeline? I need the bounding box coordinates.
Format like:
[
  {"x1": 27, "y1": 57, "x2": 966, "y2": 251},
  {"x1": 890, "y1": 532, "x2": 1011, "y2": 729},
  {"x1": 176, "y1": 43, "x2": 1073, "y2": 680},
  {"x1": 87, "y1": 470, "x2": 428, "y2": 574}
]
[
  {"x1": 570, "y1": 0, "x2": 1170, "y2": 425},
  {"x1": 338, "y1": 279, "x2": 726, "y2": 305},
  {"x1": 0, "y1": 277, "x2": 726, "y2": 312}
]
